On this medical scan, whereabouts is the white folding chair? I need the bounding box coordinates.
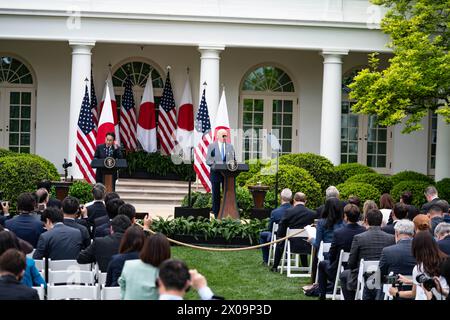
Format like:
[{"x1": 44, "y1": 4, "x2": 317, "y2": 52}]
[
  {"x1": 100, "y1": 284, "x2": 121, "y2": 300},
  {"x1": 48, "y1": 259, "x2": 92, "y2": 271},
  {"x1": 314, "y1": 241, "x2": 332, "y2": 283},
  {"x1": 48, "y1": 270, "x2": 95, "y2": 285},
  {"x1": 332, "y1": 250, "x2": 350, "y2": 300},
  {"x1": 267, "y1": 223, "x2": 279, "y2": 266},
  {"x1": 47, "y1": 284, "x2": 99, "y2": 300},
  {"x1": 98, "y1": 272, "x2": 107, "y2": 286},
  {"x1": 355, "y1": 259, "x2": 380, "y2": 300},
  {"x1": 34, "y1": 259, "x2": 46, "y2": 272},
  {"x1": 32, "y1": 284, "x2": 45, "y2": 300},
  {"x1": 279, "y1": 228, "x2": 311, "y2": 277}
]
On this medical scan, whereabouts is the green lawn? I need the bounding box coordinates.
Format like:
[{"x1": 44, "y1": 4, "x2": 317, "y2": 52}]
[{"x1": 171, "y1": 246, "x2": 316, "y2": 300}]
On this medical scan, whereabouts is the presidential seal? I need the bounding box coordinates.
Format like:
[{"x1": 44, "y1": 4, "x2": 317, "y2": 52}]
[
  {"x1": 226, "y1": 159, "x2": 238, "y2": 172},
  {"x1": 104, "y1": 157, "x2": 116, "y2": 169}
]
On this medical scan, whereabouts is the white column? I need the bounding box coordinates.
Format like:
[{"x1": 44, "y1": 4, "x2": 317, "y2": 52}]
[
  {"x1": 198, "y1": 45, "x2": 224, "y2": 127},
  {"x1": 435, "y1": 115, "x2": 450, "y2": 180},
  {"x1": 68, "y1": 40, "x2": 95, "y2": 179},
  {"x1": 319, "y1": 50, "x2": 348, "y2": 165}
]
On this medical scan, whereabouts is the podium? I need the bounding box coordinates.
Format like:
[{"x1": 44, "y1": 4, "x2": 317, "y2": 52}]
[
  {"x1": 91, "y1": 158, "x2": 127, "y2": 193},
  {"x1": 211, "y1": 163, "x2": 249, "y2": 220}
]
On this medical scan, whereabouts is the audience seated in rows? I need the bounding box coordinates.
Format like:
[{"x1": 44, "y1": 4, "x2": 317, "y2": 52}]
[
  {"x1": 86, "y1": 183, "x2": 108, "y2": 228},
  {"x1": 62, "y1": 196, "x2": 91, "y2": 249},
  {"x1": 95, "y1": 198, "x2": 125, "y2": 238},
  {"x1": 382, "y1": 203, "x2": 409, "y2": 235},
  {"x1": 435, "y1": 223, "x2": 450, "y2": 255},
  {"x1": 413, "y1": 214, "x2": 431, "y2": 233},
  {"x1": 379, "y1": 193, "x2": 394, "y2": 226},
  {"x1": 315, "y1": 186, "x2": 346, "y2": 219}
]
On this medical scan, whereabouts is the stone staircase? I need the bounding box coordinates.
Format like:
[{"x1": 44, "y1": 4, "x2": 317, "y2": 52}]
[{"x1": 115, "y1": 179, "x2": 206, "y2": 219}]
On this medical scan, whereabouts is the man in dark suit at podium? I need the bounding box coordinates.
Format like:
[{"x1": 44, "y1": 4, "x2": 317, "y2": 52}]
[
  {"x1": 94, "y1": 132, "x2": 123, "y2": 185},
  {"x1": 206, "y1": 129, "x2": 235, "y2": 218}
]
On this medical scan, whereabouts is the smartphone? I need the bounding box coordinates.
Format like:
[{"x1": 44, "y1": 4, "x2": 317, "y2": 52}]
[
  {"x1": 2, "y1": 201, "x2": 8, "y2": 207},
  {"x1": 38, "y1": 203, "x2": 46, "y2": 211}
]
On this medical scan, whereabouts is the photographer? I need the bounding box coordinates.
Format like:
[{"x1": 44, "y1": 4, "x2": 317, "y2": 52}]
[
  {"x1": 0, "y1": 199, "x2": 10, "y2": 227},
  {"x1": 389, "y1": 231, "x2": 448, "y2": 300}
]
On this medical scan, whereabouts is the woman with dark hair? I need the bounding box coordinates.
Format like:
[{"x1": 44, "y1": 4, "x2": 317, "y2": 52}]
[
  {"x1": 310, "y1": 198, "x2": 345, "y2": 251},
  {"x1": 389, "y1": 231, "x2": 448, "y2": 300},
  {"x1": 119, "y1": 233, "x2": 171, "y2": 300},
  {"x1": 379, "y1": 193, "x2": 394, "y2": 226},
  {"x1": 105, "y1": 225, "x2": 145, "y2": 287}
]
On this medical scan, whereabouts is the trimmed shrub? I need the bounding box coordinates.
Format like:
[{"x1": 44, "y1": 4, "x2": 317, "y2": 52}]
[
  {"x1": 0, "y1": 148, "x2": 15, "y2": 158},
  {"x1": 336, "y1": 182, "x2": 381, "y2": 207},
  {"x1": 390, "y1": 171, "x2": 434, "y2": 187},
  {"x1": 390, "y1": 180, "x2": 430, "y2": 208},
  {"x1": 0, "y1": 155, "x2": 60, "y2": 212},
  {"x1": 345, "y1": 173, "x2": 393, "y2": 195},
  {"x1": 264, "y1": 190, "x2": 276, "y2": 209},
  {"x1": 245, "y1": 164, "x2": 322, "y2": 209},
  {"x1": 278, "y1": 153, "x2": 335, "y2": 191},
  {"x1": 68, "y1": 181, "x2": 93, "y2": 204},
  {"x1": 181, "y1": 191, "x2": 212, "y2": 209},
  {"x1": 236, "y1": 186, "x2": 253, "y2": 219},
  {"x1": 333, "y1": 163, "x2": 376, "y2": 185},
  {"x1": 437, "y1": 178, "x2": 450, "y2": 202},
  {"x1": 236, "y1": 159, "x2": 265, "y2": 187}
]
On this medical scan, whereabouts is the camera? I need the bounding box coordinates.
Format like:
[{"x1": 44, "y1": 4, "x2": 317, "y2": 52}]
[
  {"x1": 62, "y1": 158, "x2": 72, "y2": 169},
  {"x1": 416, "y1": 274, "x2": 436, "y2": 291},
  {"x1": 383, "y1": 274, "x2": 403, "y2": 288}
]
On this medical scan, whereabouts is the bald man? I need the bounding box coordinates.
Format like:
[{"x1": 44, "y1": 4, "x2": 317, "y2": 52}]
[{"x1": 206, "y1": 129, "x2": 236, "y2": 218}]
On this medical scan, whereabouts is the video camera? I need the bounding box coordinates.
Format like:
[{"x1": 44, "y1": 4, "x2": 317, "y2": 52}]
[{"x1": 62, "y1": 158, "x2": 72, "y2": 169}]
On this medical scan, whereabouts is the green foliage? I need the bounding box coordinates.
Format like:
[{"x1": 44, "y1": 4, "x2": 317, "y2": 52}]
[
  {"x1": 245, "y1": 164, "x2": 322, "y2": 209},
  {"x1": 390, "y1": 170, "x2": 434, "y2": 186},
  {"x1": 345, "y1": 173, "x2": 393, "y2": 194},
  {"x1": 390, "y1": 180, "x2": 430, "y2": 208},
  {"x1": 68, "y1": 181, "x2": 93, "y2": 204},
  {"x1": 181, "y1": 191, "x2": 212, "y2": 209},
  {"x1": 437, "y1": 178, "x2": 450, "y2": 202},
  {"x1": 333, "y1": 163, "x2": 376, "y2": 185},
  {"x1": 336, "y1": 182, "x2": 381, "y2": 206},
  {"x1": 150, "y1": 216, "x2": 269, "y2": 245},
  {"x1": 0, "y1": 148, "x2": 15, "y2": 158},
  {"x1": 264, "y1": 190, "x2": 276, "y2": 209},
  {"x1": 278, "y1": 153, "x2": 335, "y2": 191},
  {"x1": 0, "y1": 155, "x2": 60, "y2": 212},
  {"x1": 236, "y1": 186, "x2": 253, "y2": 219},
  {"x1": 348, "y1": 0, "x2": 450, "y2": 132},
  {"x1": 126, "y1": 151, "x2": 195, "y2": 181},
  {"x1": 236, "y1": 159, "x2": 265, "y2": 187}
]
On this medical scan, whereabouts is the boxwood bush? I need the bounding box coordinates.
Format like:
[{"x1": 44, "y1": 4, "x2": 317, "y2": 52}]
[
  {"x1": 333, "y1": 163, "x2": 376, "y2": 185},
  {"x1": 345, "y1": 173, "x2": 393, "y2": 195},
  {"x1": 68, "y1": 181, "x2": 94, "y2": 204},
  {"x1": 278, "y1": 153, "x2": 335, "y2": 191},
  {"x1": 181, "y1": 191, "x2": 212, "y2": 209},
  {"x1": 0, "y1": 148, "x2": 15, "y2": 158},
  {"x1": 436, "y1": 178, "x2": 450, "y2": 202},
  {"x1": 336, "y1": 182, "x2": 381, "y2": 207},
  {"x1": 390, "y1": 180, "x2": 430, "y2": 208},
  {"x1": 236, "y1": 159, "x2": 265, "y2": 187},
  {"x1": 245, "y1": 164, "x2": 322, "y2": 209},
  {"x1": 390, "y1": 171, "x2": 434, "y2": 187}
]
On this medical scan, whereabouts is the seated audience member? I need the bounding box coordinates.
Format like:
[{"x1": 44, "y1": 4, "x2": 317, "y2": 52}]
[
  {"x1": 259, "y1": 188, "x2": 292, "y2": 264},
  {"x1": 62, "y1": 196, "x2": 90, "y2": 249},
  {"x1": 36, "y1": 180, "x2": 60, "y2": 209},
  {"x1": 413, "y1": 214, "x2": 431, "y2": 233},
  {"x1": 0, "y1": 201, "x2": 10, "y2": 227},
  {"x1": 106, "y1": 225, "x2": 145, "y2": 287},
  {"x1": 0, "y1": 230, "x2": 45, "y2": 288},
  {"x1": 317, "y1": 204, "x2": 366, "y2": 299},
  {"x1": 311, "y1": 197, "x2": 345, "y2": 250},
  {"x1": 118, "y1": 203, "x2": 136, "y2": 225},
  {"x1": 5, "y1": 193, "x2": 45, "y2": 247},
  {"x1": 435, "y1": 222, "x2": 450, "y2": 255},
  {"x1": 347, "y1": 196, "x2": 360, "y2": 208},
  {"x1": 315, "y1": 186, "x2": 345, "y2": 219},
  {"x1": 119, "y1": 233, "x2": 171, "y2": 300},
  {"x1": 428, "y1": 205, "x2": 444, "y2": 235},
  {"x1": 340, "y1": 209, "x2": 395, "y2": 300},
  {"x1": 0, "y1": 249, "x2": 39, "y2": 300},
  {"x1": 158, "y1": 259, "x2": 219, "y2": 300},
  {"x1": 439, "y1": 258, "x2": 450, "y2": 300},
  {"x1": 86, "y1": 183, "x2": 108, "y2": 226},
  {"x1": 421, "y1": 186, "x2": 441, "y2": 214},
  {"x1": 35, "y1": 188, "x2": 49, "y2": 211},
  {"x1": 389, "y1": 231, "x2": 448, "y2": 300},
  {"x1": 399, "y1": 191, "x2": 420, "y2": 220},
  {"x1": 382, "y1": 203, "x2": 409, "y2": 235},
  {"x1": 271, "y1": 192, "x2": 316, "y2": 271},
  {"x1": 46, "y1": 198, "x2": 61, "y2": 210},
  {"x1": 379, "y1": 193, "x2": 394, "y2": 226},
  {"x1": 77, "y1": 215, "x2": 131, "y2": 272},
  {"x1": 436, "y1": 200, "x2": 449, "y2": 216},
  {"x1": 361, "y1": 200, "x2": 378, "y2": 226},
  {"x1": 95, "y1": 198, "x2": 125, "y2": 238},
  {"x1": 33, "y1": 207, "x2": 82, "y2": 260}
]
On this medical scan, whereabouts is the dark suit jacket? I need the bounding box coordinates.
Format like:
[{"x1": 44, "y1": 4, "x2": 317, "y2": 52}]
[
  {"x1": 205, "y1": 141, "x2": 235, "y2": 183},
  {"x1": 64, "y1": 218, "x2": 91, "y2": 249},
  {"x1": 5, "y1": 214, "x2": 45, "y2": 248},
  {"x1": 94, "y1": 143, "x2": 123, "y2": 159},
  {"x1": 32, "y1": 223, "x2": 82, "y2": 260},
  {"x1": 347, "y1": 226, "x2": 395, "y2": 290},
  {"x1": 420, "y1": 198, "x2": 441, "y2": 214},
  {"x1": 379, "y1": 238, "x2": 416, "y2": 278},
  {"x1": 77, "y1": 232, "x2": 124, "y2": 272},
  {"x1": 381, "y1": 220, "x2": 399, "y2": 235},
  {"x1": 315, "y1": 199, "x2": 347, "y2": 220},
  {"x1": 431, "y1": 216, "x2": 444, "y2": 235},
  {"x1": 0, "y1": 275, "x2": 39, "y2": 300},
  {"x1": 406, "y1": 205, "x2": 420, "y2": 221},
  {"x1": 438, "y1": 235, "x2": 450, "y2": 255},
  {"x1": 277, "y1": 204, "x2": 315, "y2": 239},
  {"x1": 267, "y1": 203, "x2": 291, "y2": 232},
  {"x1": 95, "y1": 221, "x2": 111, "y2": 238},
  {"x1": 106, "y1": 251, "x2": 139, "y2": 287},
  {"x1": 87, "y1": 201, "x2": 108, "y2": 226}
]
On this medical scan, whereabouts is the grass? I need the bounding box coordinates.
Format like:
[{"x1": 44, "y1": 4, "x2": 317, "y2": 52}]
[{"x1": 171, "y1": 246, "x2": 316, "y2": 300}]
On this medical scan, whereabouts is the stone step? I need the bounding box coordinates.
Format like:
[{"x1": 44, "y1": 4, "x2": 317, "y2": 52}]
[{"x1": 116, "y1": 188, "x2": 188, "y2": 196}]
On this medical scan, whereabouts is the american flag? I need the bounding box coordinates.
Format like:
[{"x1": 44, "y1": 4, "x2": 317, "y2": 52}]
[
  {"x1": 76, "y1": 84, "x2": 97, "y2": 184},
  {"x1": 119, "y1": 76, "x2": 137, "y2": 151},
  {"x1": 157, "y1": 70, "x2": 177, "y2": 154},
  {"x1": 194, "y1": 89, "x2": 212, "y2": 192},
  {"x1": 90, "y1": 70, "x2": 98, "y2": 129}
]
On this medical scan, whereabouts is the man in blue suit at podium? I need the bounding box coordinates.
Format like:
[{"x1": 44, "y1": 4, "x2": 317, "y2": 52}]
[{"x1": 93, "y1": 132, "x2": 123, "y2": 185}]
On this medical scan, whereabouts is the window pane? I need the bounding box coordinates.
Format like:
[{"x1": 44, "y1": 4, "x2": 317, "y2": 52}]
[
  {"x1": 243, "y1": 99, "x2": 253, "y2": 112},
  {"x1": 283, "y1": 114, "x2": 292, "y2": 126},
  {"x1": 341, "y1": 155, "x2": 347, "y2": 164},
  {"x1": 10, "y1": 105, "x2": 20, "y2": 118},
  {"x1": 282, "y1": 140, "x2": 291, "y2": 153},
  {"x1": 341, "y1": 141, "x2": 348, "y2": 153},
  {"x1": 349, "y1": 128, "x2": 358, "y2": 140},
  {"x1": 254, "y1": 113, "x2": 263, "y2": 126},
  {"x1": 9, "y1": 147, "x2": 19, "y2": 152},
  {"x1": 10, "y1": 92, "x2": 20, "y2": 104},
  {"x1": 283, "y1": 127, "x2": 292, "y2": 139},
  {"x1": 341, "y1": 128, "x2": 348, "y2": 140},
  {"x1": 377, "y1": 142, "x2": 387, "y2": 155},
  {"x1": 341, "y1": 102, "x2": 349, "y2": 114},
  {"x1": 367, "y1": 142, "x2": 376, "y2": 154},
  {"x1": 9, "y1": 133, "x2": 19, "y2": 145},
  {"x1": 21, "y1": 106, "x2": 31, "y2": 119},
  {"x1": 243, "y1": 112, "x2": 252, "y2": 125},
  {"x1": 273, "y1": 100, "x2": 282, "y2": 113},
  {"x1": 20, "y1": 147, "x2": 30, "y2": 154},
  {"x1": 349, "y1": 155, "x2": 358, "y2": 163},
  {"x1": 10, "y1": 120, "x2": 19, "y2": 132},
  {"x1": 341, "y1": 115, "x2": 348, "y2": 128},
  {"x1": 284, "y1": 100, "x2": 293, "y2": 113},
  {"x1": 21, "y1": 120, "x2": 30, "y2": 132},
  {"x1": 377, "y1": 129, "x2": 387, "y2": 141},
  {"x1": 348, "y1": 142, "x2": 358, "y2": 154},
  {"x1": 20, "y1": 133, "x2": 30, "y2": 146},
  {"x1": 272, "y1": 114, "x2": 282, "y2": 126},
  {"x1": 21, "y1": 92, "x2": 31, "y2": 105},
  {"x1": 377, "y1": 156, "x2": 386, "y2": 168},
  {"x1": 348, "y1": 115, "x2": 358, "y2": 127},
  {"x1": 254, "y1": 99, "x2": 264, "y2": 112},
  {"x1": 368, "y1": 129, "x2": 377, "y2": 142},
  {"x1": 367, "y1": 155, "x2": 376, "y2": 167}
]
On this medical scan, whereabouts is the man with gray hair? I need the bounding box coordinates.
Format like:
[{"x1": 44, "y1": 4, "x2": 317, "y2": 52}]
[
  {"x1": 259, "y1": 188, "x2": 292, "y2": 264},
  {"x1": 420, "y1": 186, "x2": 440, "y2": 214},
  {"x1": 436, "y1": 222, "x2": 450, "y2": 255},
  {"x1": 315, "y1": 186, "x2": 345, "y2": 219}
]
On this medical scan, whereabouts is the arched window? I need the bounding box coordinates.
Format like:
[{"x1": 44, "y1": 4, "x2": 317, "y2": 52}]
[
  {"x1": 242, "y1": 66, "x2": 294, "y2": 92},
  {"x1": 112, "y1": 60, "x2": 163, "y2": 89},
  {"x1": 0, "y1": 55, "x2": 36, "y2": 154}
]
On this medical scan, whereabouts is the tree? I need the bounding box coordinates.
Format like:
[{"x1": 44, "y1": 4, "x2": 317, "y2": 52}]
[{"x1": 348, "y1": 0, "x2": 450, "y2": 133}]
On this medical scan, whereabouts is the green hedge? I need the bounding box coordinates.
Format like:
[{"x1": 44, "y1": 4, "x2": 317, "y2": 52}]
[
  {"x1": 390, "y1": 180, "x2": 430, "y2": 208},
  {"x1": 278, "y1": 153, "x2": 335, "y2": 191},
  {"x1": 390, "y1": 171, "x2": 434, "y2": 187},
  {"x1": 345, "y1": 173, "x2": 393, "y2": 195},
  {"x1": 68, "y1": 181, "x2": 93, "y2": 204},
  {"x1": 333, "y1": 163, "x2": 376, "y2": 185},
  {"x1": 181, "y1": 191, "x2": 212, "y2": 209},
  {"x1": 245, "y1": 164, "x2": 322, "y2": 209},
  {"x1": 0, "y1": 155, "x2": 60, "y2": 212},
  {"x1": 437, "y1": 178, "x2": 450, "y2": 202},
  {"x1": 336, "y1": 182, "x2": 381, "y2": 207},
  {"x1": 236, "y1": 159, "x2": 265, "y2": 187},
  {"x1": 0, "y1": 148, "x2": 15, "y2": 158}
]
